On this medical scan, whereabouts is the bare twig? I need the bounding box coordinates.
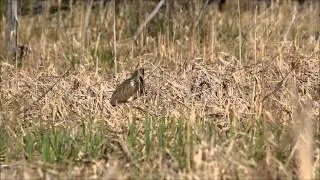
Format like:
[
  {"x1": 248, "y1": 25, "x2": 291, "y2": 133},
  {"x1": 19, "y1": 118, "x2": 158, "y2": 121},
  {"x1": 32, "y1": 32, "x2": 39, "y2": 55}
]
[
  {"x1": 133, "y1": 0, "x2": 166, "y2": 41},
  {"x1": 261, "y1": 67, "x2": 295, "y2": 102},
  {"x1": 261, "y1": 54, "x2": 316, "y2": 102},
  {"x1": 19, "y1": 66, "x2": 74, "y2": 115}
]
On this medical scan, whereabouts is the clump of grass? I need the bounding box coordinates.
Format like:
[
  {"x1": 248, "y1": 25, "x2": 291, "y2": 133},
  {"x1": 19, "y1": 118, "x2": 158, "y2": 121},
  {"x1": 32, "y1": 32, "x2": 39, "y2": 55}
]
[
  {"x1": 143, "y1": 117, "x2": 152, "y2": 159},
  {"x1": 0, "y1": 122, "x2": 8, "y2": 163}
]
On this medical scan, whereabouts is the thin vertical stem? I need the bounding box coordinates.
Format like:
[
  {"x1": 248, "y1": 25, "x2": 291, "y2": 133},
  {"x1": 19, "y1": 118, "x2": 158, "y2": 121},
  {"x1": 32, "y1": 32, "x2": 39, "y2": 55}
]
[
  {"x1": 237, "y1": 0, "x2": 242, "y2": 67},
  {"x1": 113, "y1": 0, "x2": 117, "y2": 75}
]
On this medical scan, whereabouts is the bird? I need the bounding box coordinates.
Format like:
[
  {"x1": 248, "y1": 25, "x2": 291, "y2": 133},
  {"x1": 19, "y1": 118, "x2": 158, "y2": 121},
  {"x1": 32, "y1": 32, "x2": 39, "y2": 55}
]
[{"x1": 110, "y1": 69, "x2": 145, "y2": 106}]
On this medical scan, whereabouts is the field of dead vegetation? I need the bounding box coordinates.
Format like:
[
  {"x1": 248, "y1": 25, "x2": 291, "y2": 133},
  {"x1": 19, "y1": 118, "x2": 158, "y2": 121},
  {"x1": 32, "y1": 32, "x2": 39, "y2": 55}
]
[{"x1": 0, "y1": 0, "x2": 319, "y2": 179}]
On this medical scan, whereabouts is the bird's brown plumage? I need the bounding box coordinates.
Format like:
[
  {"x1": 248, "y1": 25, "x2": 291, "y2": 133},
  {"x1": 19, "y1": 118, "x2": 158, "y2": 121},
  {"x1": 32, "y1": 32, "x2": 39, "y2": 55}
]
[{"x1": 110, "y1": 69, "x2": 145, "y2": 106}]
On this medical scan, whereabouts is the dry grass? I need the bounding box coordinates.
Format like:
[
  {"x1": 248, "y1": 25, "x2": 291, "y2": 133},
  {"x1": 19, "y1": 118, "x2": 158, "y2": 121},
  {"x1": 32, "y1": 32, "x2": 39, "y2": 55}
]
[{"x1": 0, "y1": 0, "x2": 319, "y2": 179}]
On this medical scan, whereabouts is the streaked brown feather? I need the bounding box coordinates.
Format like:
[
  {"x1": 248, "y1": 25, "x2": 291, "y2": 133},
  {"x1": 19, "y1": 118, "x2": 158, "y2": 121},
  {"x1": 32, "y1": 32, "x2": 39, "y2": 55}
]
[{"x1": 110, "y1": 69, "x2": 144, "y2": 106}]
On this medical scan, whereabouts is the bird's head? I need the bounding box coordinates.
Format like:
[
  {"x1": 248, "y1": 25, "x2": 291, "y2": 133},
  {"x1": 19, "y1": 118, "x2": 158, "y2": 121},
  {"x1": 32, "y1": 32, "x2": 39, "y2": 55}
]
[{"x1": 131, "y1": 68, "x2": 144, "y2": 80}]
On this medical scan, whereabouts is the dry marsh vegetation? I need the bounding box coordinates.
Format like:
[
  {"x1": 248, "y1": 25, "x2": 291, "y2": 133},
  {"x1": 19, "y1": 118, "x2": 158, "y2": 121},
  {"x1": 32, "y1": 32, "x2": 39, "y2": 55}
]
[{"x1": 0, "y1": 0, "x2": 319, "y2": 179}]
